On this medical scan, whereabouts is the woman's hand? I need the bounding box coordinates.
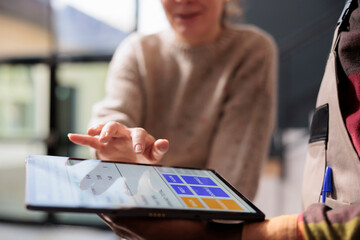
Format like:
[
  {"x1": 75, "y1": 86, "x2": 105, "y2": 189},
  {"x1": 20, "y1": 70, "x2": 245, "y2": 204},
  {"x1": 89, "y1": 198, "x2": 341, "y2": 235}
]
[
  {"x1": 98, "y1": 214, "x2": 243, "y2": 240},
  {"x1": 68, "y1": 121, "x2": 169, "y2": 164},
  {"x1": 98, "y1": 214, "x2": 203, "y2": 240}
]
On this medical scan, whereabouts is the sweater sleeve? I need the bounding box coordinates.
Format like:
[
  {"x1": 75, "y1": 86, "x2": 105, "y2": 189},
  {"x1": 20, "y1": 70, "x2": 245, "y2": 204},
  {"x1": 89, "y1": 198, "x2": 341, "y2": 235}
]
[
  {"x1": 297, "y1": 203, "x2": 360, "y2": 239},
  {"x1": 206, "y1": 32, "x2": 278, "y2": 200},
  {"x1": 89, "y1": 33, "x2": 144, "y2": 128}
]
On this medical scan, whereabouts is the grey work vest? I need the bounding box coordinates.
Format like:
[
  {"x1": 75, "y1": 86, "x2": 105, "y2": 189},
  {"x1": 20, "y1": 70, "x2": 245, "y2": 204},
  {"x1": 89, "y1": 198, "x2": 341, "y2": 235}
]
[{"x1": 302, "y1": 12, "x2": 360, "y2": 209}]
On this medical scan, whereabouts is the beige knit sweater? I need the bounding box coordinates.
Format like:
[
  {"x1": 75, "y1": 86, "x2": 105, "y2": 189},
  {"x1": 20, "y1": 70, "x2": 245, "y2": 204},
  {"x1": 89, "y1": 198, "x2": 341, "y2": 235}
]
[{"x1": 90, "y1": 24, "x2": 278, "y2": 200}]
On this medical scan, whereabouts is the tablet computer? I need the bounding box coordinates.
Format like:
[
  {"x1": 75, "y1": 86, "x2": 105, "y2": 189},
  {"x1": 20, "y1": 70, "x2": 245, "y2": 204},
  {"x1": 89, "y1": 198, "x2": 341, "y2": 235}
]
[{"x1": 26, "y1": 155, "x2": 265, "y2": 222}]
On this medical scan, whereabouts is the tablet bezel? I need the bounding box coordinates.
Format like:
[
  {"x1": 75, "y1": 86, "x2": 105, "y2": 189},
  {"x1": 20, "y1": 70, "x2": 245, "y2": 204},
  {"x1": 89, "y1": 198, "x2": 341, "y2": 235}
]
[{"x1": 25, "y1": 155, "x2": 265, "y2": 222}]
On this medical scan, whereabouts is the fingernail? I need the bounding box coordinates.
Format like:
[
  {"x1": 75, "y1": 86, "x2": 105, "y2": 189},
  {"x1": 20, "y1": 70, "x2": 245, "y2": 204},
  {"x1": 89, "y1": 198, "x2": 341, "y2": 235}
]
[
  {"x1": 158, "y1": 144, "x2": 169, "y2": 153},
  {"x1": 100, "y1": 132, "x2": 108, "y2": 139},
  {"x1": 134, "y1": 144, "x2": 143, "y2": 153}
]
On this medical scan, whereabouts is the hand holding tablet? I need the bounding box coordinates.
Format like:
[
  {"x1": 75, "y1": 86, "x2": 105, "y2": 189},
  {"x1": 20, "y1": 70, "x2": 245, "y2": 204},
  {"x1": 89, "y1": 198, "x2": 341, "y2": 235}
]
[
  {"x1": 26, "y1": 155, "x2": 265, "y2": 222},
  {"x1": 97, "y1": 214, "x2": 244, "y2": 240}
]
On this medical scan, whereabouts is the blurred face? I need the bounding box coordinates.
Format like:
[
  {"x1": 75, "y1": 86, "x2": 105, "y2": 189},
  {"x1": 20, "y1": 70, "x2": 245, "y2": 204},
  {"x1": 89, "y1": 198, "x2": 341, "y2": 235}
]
[{"x1": 161, "y1": 0, "x2": 227, "y2": 45}]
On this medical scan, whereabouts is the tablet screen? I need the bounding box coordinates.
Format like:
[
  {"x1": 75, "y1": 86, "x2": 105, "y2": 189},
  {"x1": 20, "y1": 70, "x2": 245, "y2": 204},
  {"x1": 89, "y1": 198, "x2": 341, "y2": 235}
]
[{"x1": 26, "y1": 155, "x2": 263, "y2": 220}]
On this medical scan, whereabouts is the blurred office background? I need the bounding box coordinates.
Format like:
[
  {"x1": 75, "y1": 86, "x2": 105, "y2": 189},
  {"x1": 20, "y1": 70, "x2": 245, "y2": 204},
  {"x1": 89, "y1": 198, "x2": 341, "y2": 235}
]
[{"x1": 0, "y1": 0, "x2": 345, "y2": 239}]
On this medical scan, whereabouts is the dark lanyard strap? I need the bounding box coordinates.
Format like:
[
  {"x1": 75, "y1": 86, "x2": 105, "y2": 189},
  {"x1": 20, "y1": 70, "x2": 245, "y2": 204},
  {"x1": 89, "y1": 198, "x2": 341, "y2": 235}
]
[{"x1": 338, "y1": 0, "x2": 358, "y2": 31}]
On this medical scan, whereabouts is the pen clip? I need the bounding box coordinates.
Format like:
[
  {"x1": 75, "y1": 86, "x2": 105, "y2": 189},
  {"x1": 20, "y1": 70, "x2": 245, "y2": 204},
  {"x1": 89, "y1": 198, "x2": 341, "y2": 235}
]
[{"x1": 322, "y1": 166, "x2": 333, "y2": 203}]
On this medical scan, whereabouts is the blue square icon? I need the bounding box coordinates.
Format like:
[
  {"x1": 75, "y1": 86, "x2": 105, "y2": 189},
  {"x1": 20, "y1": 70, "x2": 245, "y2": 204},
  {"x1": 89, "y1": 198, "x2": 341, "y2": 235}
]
[
  {"x1": 190, "y1": 186, "x2": 229, "y2": 197},
  {"x1": 171, "y1": 185, "x2": 193, "y2": 195},
  {"x1": 181, "y1": 176, "x2": 217, "y2": 186},
  {"x1": 163, "y1": 174, "x2": 184, "y2": 184},
  {"x1": 209, "y1": 187, "x2": 229, "y2": 197}
]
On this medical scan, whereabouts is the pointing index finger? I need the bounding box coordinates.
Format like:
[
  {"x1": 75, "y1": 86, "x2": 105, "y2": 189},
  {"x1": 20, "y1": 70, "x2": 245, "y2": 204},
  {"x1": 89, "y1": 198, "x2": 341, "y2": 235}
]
[{"x1": 68, "y1": 133, "x2": 102, "y2": 150}]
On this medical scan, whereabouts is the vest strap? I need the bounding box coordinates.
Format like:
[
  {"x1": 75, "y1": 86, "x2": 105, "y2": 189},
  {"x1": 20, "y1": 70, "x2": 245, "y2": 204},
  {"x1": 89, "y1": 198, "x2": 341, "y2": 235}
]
[{"x1": 338, "y1": 0, "x2": 358, "y2": 31}]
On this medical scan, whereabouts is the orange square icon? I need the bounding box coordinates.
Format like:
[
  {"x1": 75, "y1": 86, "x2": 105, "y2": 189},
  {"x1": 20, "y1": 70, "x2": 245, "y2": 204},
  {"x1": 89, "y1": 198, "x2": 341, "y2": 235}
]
[
  {"x1": 201, "y1": 198, "x2": 243, "y2": 210},
  {"x1": 181, "y1": 197, "x2": 205, "y2": 209},
  {"x1": 202, "y1": 198, "x2": 224, "y2": 209},
  {"x1": 219, "y1": 199, "x2": 243, "y2": 210}
]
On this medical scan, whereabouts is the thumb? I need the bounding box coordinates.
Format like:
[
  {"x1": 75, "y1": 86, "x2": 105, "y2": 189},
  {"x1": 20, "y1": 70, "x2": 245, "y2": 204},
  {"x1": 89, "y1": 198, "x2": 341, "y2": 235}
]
[{"x1": 150, "y1": 139, "x2": 169, "y2": 162}]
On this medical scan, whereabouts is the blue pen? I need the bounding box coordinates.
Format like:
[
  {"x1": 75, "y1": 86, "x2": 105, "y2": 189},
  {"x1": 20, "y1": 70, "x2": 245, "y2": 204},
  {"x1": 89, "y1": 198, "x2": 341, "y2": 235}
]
[{"x1": 322, "y1": 166, "x2": 333, "y2": 203}]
